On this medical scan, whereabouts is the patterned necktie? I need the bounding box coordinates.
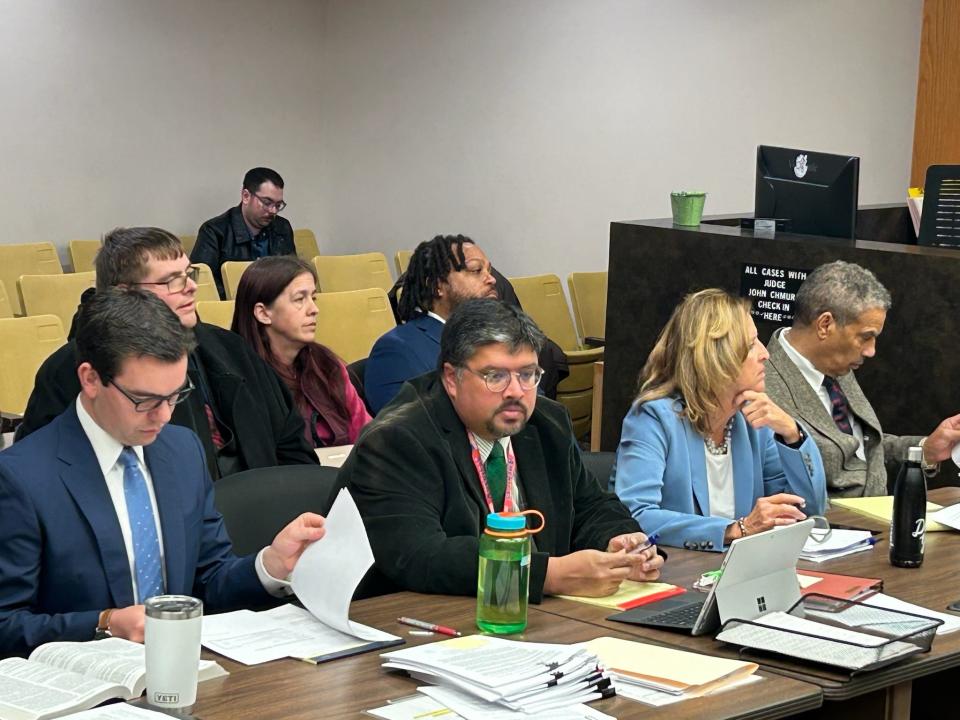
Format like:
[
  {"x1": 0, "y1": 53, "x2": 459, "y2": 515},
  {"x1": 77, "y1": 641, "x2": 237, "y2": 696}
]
[
  {"x1": 822, "y1": 376, "x2": 854, "y2": 435},
  {"x1": 485, "y1": 442, "x2": 507, "y2": 512},
  {"x1": 119, "y1": 447, "x2": 165, "y2": 603}
]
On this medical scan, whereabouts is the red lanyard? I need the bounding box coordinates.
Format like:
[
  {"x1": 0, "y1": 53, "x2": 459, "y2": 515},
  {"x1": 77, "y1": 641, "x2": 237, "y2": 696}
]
[{"x1": 467, "y1": 431, "x2": 518, "y2": 513}]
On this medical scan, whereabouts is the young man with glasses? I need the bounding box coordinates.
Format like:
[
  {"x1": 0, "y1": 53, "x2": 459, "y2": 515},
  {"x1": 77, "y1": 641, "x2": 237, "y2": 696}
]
[
  {"x1": 191, "y1": 166, "x2": 296, "y2": 298},
  {"x1": 0, "y1": 289, "x2": 326, "y2": 657},
  {"x1": 337, "y1": 298, "x2": 664, "y2": 600},
  {"x1": 18, "y1": 227, "x2": 318, "y2": 479}
]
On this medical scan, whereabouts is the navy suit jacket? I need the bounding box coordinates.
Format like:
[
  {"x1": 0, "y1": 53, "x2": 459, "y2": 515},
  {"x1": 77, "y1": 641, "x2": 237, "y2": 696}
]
[
  {"x1": 0, "y1": 403, "x2": 271, "y2": 657},
  {"x1": 364, "y1": 314, "x2": 443, "y2": 414}
]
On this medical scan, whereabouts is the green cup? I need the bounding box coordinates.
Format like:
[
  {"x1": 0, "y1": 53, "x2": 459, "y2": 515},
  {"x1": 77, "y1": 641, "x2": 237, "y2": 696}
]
[{"x1": 670, "y1": 191, "x2": 707, "y2": 226}]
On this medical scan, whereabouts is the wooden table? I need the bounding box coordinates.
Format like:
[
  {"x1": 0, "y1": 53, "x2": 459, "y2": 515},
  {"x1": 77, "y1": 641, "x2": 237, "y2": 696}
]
[
  {"x1": 187, "y1": 592, "x2": 821, "y2": 720},
  {"x1": 535, "y1": 488, "x2": 960, "y2": 720}
]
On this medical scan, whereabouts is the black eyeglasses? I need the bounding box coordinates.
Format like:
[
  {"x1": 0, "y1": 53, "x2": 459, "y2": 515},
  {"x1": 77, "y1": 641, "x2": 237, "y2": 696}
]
[
  {"x1": 109, "y1": 377, "x2": 195, "y2": 412},
  {"x1": 133, "y1": 265, "x2": 200, "y2": 294},
  {"x1": 463, "y1": 366, "x2": 543, "y2": 393},
  {"x1": 254, "y1": 193, "x2": 287, "y2": 212}
]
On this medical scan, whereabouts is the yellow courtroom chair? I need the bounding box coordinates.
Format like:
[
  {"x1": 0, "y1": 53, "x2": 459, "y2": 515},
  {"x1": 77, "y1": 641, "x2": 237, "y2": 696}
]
[
  {"x1": 294, "y1": 228, "x2": 321, "y2": 262},
  {"x1": 192, "y1": 263, "x2": 221, "y2": 303},
  {"x1": 221, "y1": 261, "x2": 253, "y2": 300},
  {"x1": 0, "y1": 315, "x2": 67, "y2": 416},
  {"x1": 68, "y1": 239, "x2": 102, "y2": 273},
  {"x1": 567, "y1": 271, "x2": 608, "y2": 344},
  {"x1": 509, "y1": 274, "x2": 604, "y2": 439},
  {"x1": 179, "y1": 234, "x2": 197, "y2": 256},
  {"x1": 197, "y1": 300, "x2": 236, "y2": 330},
  {"x1": 313, "y1": 288, "x2": 396, "y2": 364},
  {"x1": 18, "y1": 272, "x2": 96, "y2": 331},
  {"x1": 0, "y1": 280, "x2": 12, "y2": 319},
  {"x1": 395, "y1": 250, "x2": 413, "y2": 277},
  {"x1": 0, "y1": 242, "x2": 63, "y2": 316},
  {"x1": 313, "y1": 252, "x2": 393, "y2": 293}
]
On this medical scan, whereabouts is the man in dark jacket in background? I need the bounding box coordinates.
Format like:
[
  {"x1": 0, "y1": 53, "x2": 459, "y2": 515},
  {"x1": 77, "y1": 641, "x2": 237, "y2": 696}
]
[
  {"x1": 191, "y1": 167, "x2": 296, "y2": 298},
  {"x1": 17, "y1": 226, "x2": 317, "y2": 479}
]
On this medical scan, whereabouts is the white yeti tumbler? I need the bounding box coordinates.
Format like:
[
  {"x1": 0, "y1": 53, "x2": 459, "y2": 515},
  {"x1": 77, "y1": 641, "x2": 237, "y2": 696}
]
[{"x1": 144, "y1": 595, "x2": 203, "y2": 709}]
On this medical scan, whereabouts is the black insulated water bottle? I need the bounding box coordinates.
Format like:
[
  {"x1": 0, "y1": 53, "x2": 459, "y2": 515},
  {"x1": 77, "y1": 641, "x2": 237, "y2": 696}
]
[{"x1": 890, "y1": 446, "x2": 926, "y2": 568}]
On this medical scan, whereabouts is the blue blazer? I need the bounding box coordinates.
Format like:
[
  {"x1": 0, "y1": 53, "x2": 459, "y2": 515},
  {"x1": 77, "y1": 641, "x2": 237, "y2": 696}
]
[
  {"x1": 0, "y1": 403, "x2": 271, "y2": 657},
  {"x1": 610, "y1": 397, "x2": 826, "y2": 552},
  {"x1": 365, "y1": 314, "x2": 444, "y2": 414}
]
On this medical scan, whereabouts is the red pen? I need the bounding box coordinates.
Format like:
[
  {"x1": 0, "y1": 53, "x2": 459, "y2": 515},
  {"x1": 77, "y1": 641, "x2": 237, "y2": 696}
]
[{"x1": 397, "y1": 616, "x2": 462, "y2": 637}]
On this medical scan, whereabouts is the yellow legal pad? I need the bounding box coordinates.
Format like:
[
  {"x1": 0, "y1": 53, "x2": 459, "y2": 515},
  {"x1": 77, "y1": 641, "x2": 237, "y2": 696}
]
[
  {"x1": 832, "y1": 496, "x2": 949, "y2": 532},
  {"x1": 585, "y1": 636, "x2": 758, "y2": 696},
  {"x1": 557, "y1": 581, "x2": 682, "y2": 609}
]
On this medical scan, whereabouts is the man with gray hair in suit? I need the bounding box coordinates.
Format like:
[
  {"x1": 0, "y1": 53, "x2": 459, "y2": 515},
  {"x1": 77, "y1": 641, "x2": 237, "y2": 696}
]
[{"x1": 764, "y1": 260, "x2": 960, "y2": 497}]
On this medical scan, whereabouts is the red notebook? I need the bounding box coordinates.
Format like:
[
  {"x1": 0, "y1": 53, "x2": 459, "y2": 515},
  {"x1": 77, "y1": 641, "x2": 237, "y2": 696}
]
[{"x1": 797, "y1": 569, "x2": 883, "y2": 603}]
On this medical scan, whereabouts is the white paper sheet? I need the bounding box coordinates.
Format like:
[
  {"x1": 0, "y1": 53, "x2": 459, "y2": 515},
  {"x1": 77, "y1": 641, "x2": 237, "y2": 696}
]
[
  {"x1": 419, "y1": 686, "x2": 614, "y2": 720},
  {"x1": 291, "y1": 488, "x2": 392, "y2": 641}
]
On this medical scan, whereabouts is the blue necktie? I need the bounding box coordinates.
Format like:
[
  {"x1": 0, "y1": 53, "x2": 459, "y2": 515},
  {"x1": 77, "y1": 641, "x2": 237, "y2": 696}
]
[{"x1": 119, "y1": 447, "x2": 164, "y2": 603}]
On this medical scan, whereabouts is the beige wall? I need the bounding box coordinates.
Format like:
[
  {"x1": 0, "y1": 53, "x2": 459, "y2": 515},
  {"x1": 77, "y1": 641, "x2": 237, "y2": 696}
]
[
  {"x1": 0, "y1": 0, "x2": 922, "y2": 281},
  {"x1": 0, "y1": 0, "x2": 327, "y2": 263}
]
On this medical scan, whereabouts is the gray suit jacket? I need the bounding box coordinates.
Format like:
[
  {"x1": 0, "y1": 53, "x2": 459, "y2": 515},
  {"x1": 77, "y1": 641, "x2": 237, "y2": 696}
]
[{"x1": 764, "y1": 328, "x2": 920, "y2": 497}]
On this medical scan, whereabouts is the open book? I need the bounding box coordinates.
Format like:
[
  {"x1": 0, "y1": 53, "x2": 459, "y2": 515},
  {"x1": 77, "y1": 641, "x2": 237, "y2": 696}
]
[{"x1": 0, "y1": 637, "x2": 225, "y2": 720}]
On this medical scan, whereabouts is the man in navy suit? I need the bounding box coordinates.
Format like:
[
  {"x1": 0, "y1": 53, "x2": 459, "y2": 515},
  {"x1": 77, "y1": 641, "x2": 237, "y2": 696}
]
[
  {"x1": 365, "y1": 235, "x2": 498, "y2": 413},
  {"x1": 0, "y1": 289, "x2": 325, "y2": 657}
]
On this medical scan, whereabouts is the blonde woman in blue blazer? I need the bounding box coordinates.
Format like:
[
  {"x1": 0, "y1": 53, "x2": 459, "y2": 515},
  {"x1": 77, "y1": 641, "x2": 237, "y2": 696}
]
[{"x1": 610, "y1": 289, "x2": 826, "y2": 551}]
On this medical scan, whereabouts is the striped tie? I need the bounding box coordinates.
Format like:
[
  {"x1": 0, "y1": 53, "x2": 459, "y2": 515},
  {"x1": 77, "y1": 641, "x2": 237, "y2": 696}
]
[
  {"x1": 119, "y1": 447, "x2": 164, "y2": 603},
  {"x1": 485, "y1": 442, "x2": 507, "y2": 512},
  {"x1": 822, "y1": 376, "x2": 853, "y2": 435}
]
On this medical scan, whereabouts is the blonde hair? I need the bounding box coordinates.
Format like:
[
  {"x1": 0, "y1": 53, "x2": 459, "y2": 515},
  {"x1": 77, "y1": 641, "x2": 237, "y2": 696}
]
[{"x1": 636, "y1": 288, "x2": 752, "y2": 436}]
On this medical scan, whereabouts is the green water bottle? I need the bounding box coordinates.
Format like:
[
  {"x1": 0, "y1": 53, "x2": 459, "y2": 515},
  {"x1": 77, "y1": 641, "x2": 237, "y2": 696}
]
[{"x1": 476, "y1": 510, "x2": 543, "y2": 634}]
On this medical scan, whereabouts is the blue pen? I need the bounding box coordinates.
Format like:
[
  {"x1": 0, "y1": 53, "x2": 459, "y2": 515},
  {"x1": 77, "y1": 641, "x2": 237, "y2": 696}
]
[{"x1": 628, "y1": 532, "x2": 660, "y2": 555}]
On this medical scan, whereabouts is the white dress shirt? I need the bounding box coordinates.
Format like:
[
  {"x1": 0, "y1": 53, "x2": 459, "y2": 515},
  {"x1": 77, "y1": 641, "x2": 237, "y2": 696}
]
[
  {"x1": 778, "y1": 330, "x2": 866, "y2": 461},
  {"x1": 75, "y1": 396, "x2": 167, "y2": 602},
  {"x1": 75, "y1": 396, "x2": 289, "y2": 599}
]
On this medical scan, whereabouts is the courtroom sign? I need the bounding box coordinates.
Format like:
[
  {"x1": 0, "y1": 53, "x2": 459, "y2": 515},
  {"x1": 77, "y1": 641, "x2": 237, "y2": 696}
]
[{"x1": 740, "y1": 263, "x2": 809, "y2": 324}]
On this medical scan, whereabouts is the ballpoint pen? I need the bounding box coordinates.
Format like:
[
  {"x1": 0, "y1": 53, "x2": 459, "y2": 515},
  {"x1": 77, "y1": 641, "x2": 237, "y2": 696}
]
[
  {"x1": 397, "y1": 616, "x2": 462, "y2": 637},
  {"x1": 627, "y1": 532, "x2": 660, "y2": 555}
]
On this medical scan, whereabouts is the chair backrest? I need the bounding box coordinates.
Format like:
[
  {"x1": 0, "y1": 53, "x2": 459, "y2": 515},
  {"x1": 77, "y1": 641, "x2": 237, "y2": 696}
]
[
  {"x1": 196, "y1": 300, "x2": 236, "y2": 330},
  {"x1": 394, "y1": 250, "x2": 413, "y2": 277},
  {"x1": 213, "y1": 464, "x2": 339, "y2": 556},
  {"x1": 192, "y1": 263, "x2": 221, "y2": 302},
  {"x1": 313, "y1": 252, "x2": 393, "y2": 293},
  {"x1": 293, "y1": 228, "x2": 320, "y2": 262},
  {"x1": 18, "y1": 272, "x2": 96, "y2": 330},
  {"x1": 179, "y1": 234, "x2": 197, "y2": 256},
  {"x1": 68, "y1": 239, "x2": 102, "y2": 273},
  {"x1": 580, "y1": 450, "x2": 616, "y2": 487},
  {"x1": 220, "y1": 260, "x2": 253, "y2": 300},
  {"x1": 508, "y1": 274, "x2": 580, "y2": 350},
  {"x1": 0, "y1": 243, "x2": 63, "y2": 315},
  {"x1": 314, "y1": 288, "x2": 396, "y2": 364},
  {"x1": 567, "y1": 271, "x2": 608, "y2": 342},
  {"x1": 0, "y1": 315, "x2": 67, "y2": 415},
  {"x1": 0, "y1": 280, "x2": 12, "y2": 319}
]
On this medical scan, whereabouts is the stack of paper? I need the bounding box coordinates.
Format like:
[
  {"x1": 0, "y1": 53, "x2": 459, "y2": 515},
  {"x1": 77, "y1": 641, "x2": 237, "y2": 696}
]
[
  {"x1": 584, "y1": 636, "x2": 758, "y2": 703},
  {"x1": 381, "y1": 635, "x2": 611, "y2": 715},
  {"x1": 367, "y1": 691, "x2": 614, "y2": 720},
  {"x1": 202, "y1": 489, "x2": 401, "y2": 665},
  {"x1": 799, "y1": 529, "x2": 876, "y2": 563}
]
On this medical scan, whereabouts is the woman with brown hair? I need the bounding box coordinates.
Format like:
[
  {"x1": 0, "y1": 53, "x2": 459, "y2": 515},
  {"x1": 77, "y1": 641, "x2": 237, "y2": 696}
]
[
  {"x1": 232, "y1": 256, "x2": 370, "y2": 448},
  {"x1": 610, "y1": 288, "x2": 826, "y2": 551}
]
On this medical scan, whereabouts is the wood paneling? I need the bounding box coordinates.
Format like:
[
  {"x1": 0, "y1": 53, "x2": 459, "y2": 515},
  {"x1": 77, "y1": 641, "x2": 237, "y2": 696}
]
[{"x1": 911, "y1": 0, "x2": 960, "y2": 187}]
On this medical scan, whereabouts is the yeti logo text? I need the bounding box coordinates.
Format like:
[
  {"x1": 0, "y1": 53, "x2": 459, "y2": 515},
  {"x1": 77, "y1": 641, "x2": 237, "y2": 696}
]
[
  {"x1": 153, "y1": 693, "x2": 180, "y2": 704},
  {"x1": 793, "y1": 154, "x2": 808, "y2": 178}
]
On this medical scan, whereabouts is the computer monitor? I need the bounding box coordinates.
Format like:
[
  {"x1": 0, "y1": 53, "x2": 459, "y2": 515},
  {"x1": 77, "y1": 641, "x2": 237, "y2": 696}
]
[{"x1": 754, "y1": 145, "x2": 860, "y2": 240}]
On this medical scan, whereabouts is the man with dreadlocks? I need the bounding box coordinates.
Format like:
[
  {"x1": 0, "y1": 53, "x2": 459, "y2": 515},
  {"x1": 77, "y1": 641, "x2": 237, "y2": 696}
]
[{"x1": 365, "y1": 235, "x2": 498, "y2": 413}]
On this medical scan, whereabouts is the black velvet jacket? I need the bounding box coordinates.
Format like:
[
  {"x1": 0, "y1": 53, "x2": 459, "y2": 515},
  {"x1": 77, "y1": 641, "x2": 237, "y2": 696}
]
[{"x1": 335, "y1": 373, "x2": 641, "y2": 601}]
